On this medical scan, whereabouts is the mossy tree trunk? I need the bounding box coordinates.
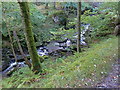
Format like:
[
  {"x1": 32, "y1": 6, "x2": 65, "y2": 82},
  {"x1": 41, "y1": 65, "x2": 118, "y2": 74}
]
[
  {"x1": 18, "y1": 2, "x2": 42, "y2": 74},
  {"x1": 77, "y1": 2, "x2": 81, "y2": 52}
]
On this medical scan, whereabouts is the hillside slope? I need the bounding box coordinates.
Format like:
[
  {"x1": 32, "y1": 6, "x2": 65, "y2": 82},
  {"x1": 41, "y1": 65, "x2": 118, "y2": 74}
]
[{"x1": 2, "y1": 36, "x2": 118, "y2": 88}]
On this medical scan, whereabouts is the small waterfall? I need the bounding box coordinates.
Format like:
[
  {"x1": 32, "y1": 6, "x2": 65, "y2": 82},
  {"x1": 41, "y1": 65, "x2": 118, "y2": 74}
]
[
  {"x1": 81, "y1": 24, "x2": 91, "y2": 45},
  {"x1": 3, "y1": 62, "x2": 17, "y2": 74},
  {"x1": 2, "y1": 61, "x2": 27, "y2": 76},
  {"x1": 73, "y1": 24, "x2": 91, "y2": 45}
]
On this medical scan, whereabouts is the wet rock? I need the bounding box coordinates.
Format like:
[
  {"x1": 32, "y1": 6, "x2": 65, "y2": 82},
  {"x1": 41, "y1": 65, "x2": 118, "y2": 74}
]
[
  {"x1": 5, "y1": 67, "x2": 18, "y2": 76},
  {"x1": 0, "y1": 65, "x2": 2, "y2": 72},
  {"x1": 114, "y1": 16, "x2": 120, "y2": 25},
  {"x1": 2, "y1": 48, "x2": 12, "y2": 71},
  {"x1": 8, "y1": 54, "x2": 30, "y2": 62},
  {"x1": 49, "y1": 49, "x2": 68, "y2": 57},
  {"x1": 114, "y1": 25, "x2": 120, "y2": 36},
  {"x1": 3, "y1": 61, "x2": 27, "y2": 76},
  {"x1": 97, "y1": 84, "x2": 107, "y2": 88},
  {"x1": 2, "y1": 61, "x2": 9, "y2": 71},
  {"x1": 37, "y1": 48, "x2": 48, "y2": 56}
]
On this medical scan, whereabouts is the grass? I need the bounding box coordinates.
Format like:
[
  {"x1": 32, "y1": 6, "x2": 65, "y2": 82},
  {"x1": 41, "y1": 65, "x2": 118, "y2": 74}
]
[{"x1": 2, "y1": 36, "x2": 118, "y2": 88}]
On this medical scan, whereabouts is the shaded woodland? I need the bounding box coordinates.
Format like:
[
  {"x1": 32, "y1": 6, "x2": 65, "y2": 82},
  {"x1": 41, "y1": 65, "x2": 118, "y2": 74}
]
[{"x1": 1, "y1": 1, "x2": 119, "y2": 88}]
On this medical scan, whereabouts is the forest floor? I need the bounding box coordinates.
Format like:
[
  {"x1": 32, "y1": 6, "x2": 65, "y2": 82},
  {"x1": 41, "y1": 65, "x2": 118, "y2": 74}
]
[
  {"x1": 95, "y1": 58, "x2": 119, "y2": 88},
  {"x1": 2, "y1": 36, "x2": 119, "y2": 88}
]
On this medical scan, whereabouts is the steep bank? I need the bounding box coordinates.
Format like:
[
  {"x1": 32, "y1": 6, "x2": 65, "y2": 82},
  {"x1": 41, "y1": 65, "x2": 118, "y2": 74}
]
[{"x1": 2, "y1": 36, "x2": 118, "y2": 88}]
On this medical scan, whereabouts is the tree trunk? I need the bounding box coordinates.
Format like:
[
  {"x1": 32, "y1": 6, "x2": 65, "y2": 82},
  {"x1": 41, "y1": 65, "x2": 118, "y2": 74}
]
[
  {"x1": 45, "y1": 3, "x2": 48, "y2": 9},
  {"x1": 7, "y1": 27, "x2": 18, "y2": 63},
  {"x1": 18, "y1": 2, "x2": 42, "y2": 74},
  {"x1": 117, "y1": 2, "x2": 120, "y2": 26},
  {"x1": 13, "y1": 30, "x2": 32, "y2": 68},
  {"x1": 77, "y1": 2, "x2": 81, "y2": 52},
  {"x1": 53, "y1": 2, "x2": 56, "y2": 9}
]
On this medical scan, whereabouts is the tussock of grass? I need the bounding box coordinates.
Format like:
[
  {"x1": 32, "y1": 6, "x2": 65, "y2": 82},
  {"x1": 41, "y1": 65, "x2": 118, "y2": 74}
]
[{"x1": 2, "y1": 36, "x2": 118, "y2": 88}]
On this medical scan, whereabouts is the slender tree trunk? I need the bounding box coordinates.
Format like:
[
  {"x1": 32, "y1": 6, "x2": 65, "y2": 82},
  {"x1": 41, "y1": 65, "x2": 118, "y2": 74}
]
[
  {"x1": 13, "y1": 30, "x2": 32, "y2": 68},
  {"x1": 77, "y1": 2, "x2": 81, "y2": 52},
  {"x1": 18, "y1": 2, "x2": 42, "y2": 74},
  {"x1": 7, "y1": 28, "x2": 18, "y2": 63},
  {"x1": 45, "y1": 3, "x2": 48, "y2": 9},
  {"x1": 118, "y1": 1, "x2": 120, "y2": 16}
]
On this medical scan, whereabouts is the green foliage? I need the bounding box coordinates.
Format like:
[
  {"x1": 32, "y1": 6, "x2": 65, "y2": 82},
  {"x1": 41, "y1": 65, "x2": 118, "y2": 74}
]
[
  {"x1": 61, "y1": 2, "x2": 92, "y2": 10},
  {"x1": 81, "y1": 2, "x2": 92, "y2": 10},
  {"x1": 2, "y1": 2, "x2": 22, "y2": 37},
  {"x1": 61, "y1": 2, "x2": 77, "y2": 9},
  {"x1": 99, "y1": 2, "x2": 118, "y2": 14},
  {"x1": 50, "y1": 28, "x2": 76, "y2": 41},
  {"x1": 2, "y1": 2, "x2": 58, "y2": 47},
  {"x1": 49, "y1": 10, "x2": 65, "y2": 16},
  {"x1": 81, "y1": 2, "x2": 118, "y2": 38}
]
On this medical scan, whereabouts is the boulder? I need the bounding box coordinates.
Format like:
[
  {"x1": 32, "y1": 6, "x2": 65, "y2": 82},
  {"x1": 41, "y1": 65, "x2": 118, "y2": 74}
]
[
  {"x1": 114, "y1": 16, "x2": 120, "y2": 25},
  {"x1": 114, "y1": 25, "x2": 120, "y2": 36},
  {"x1": 2, "y1": 61, "x2": 10, "y2": 71}
]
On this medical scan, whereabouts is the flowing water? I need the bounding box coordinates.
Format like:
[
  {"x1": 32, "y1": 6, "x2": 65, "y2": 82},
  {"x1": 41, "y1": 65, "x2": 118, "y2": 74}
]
[{"x1": 1, "y1": 24, "x2": 91, "y2": 76}]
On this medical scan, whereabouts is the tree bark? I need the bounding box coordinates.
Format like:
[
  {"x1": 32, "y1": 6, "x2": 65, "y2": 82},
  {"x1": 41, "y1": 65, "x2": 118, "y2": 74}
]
[
  {"x1": 18, "y1": 2, "x2": 42, "y2": 73},
  {"x1": 13, "y1": 30, "x2": 32, "y2": 68},
  {"x1": 77, "y1": 2, "x2": 81, "y2": 52}
]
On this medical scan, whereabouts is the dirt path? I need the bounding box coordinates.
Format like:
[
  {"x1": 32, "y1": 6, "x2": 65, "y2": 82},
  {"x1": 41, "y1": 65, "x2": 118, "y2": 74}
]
[{"x1": 96, "y1": 59, "x2": 120, "y2": 88}]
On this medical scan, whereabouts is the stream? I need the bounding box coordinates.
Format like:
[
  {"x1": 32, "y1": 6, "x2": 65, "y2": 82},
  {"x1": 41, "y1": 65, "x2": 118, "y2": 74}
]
[{"x1": 1, "y1": 24, "x2": 91, "y2": 77}]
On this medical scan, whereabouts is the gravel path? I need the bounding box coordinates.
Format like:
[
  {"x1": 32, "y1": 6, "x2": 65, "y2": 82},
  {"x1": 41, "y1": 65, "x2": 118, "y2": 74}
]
[{"x1": 96, "y1": 59, "x2": 120, "y2": 88}]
